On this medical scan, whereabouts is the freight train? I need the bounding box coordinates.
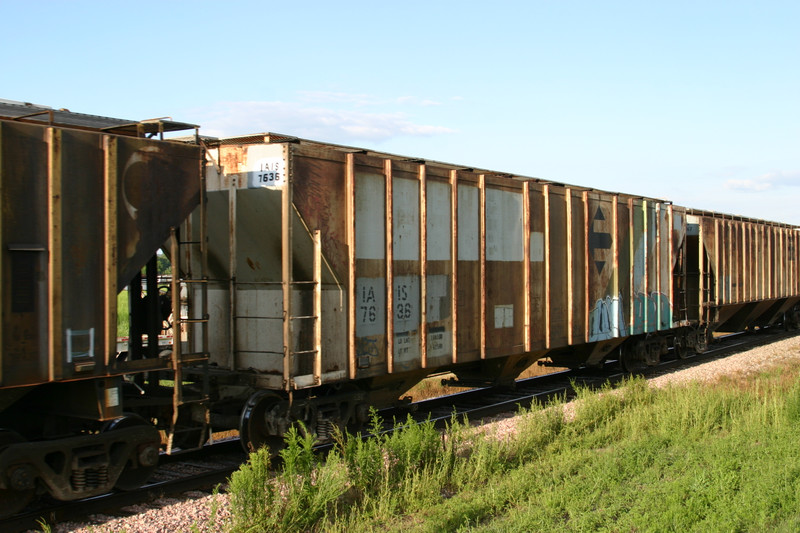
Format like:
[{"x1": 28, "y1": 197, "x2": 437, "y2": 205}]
[{"x1": 0, "y1": 100, "x2": 798, "y2": 515}]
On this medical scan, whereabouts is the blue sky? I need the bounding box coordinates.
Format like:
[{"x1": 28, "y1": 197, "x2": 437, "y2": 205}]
[{"x1": 2, "y1": 1, "x2": 798, "y2": 223}]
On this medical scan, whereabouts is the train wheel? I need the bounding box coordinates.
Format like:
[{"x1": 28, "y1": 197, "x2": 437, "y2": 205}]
[
  {"x1": 239, "y1": 391, "x2": 285, "y2": 456},
  {"x1": 104, "y1": 415, "x2": 160, "y2": 491},
  {"x1": 674, "y1": 336, "x2": 689, "y2": 359},
  {"x1": 0, "y1": 430, "x2": 35, "y2": 518},
  {"x1": 694, "y1": 330, "x2": 710, "y2": 354},
  {"x1": 620, "y1": 344, "x2": 646, "y2": 373}
]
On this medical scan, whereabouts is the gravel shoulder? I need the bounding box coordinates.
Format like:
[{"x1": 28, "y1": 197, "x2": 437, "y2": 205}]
[{"x1": 46, "y1": 332, "x2": 800, "y2": 533}]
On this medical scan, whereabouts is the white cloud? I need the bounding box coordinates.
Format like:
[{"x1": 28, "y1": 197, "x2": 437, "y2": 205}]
[
  {"x1": 724, "y1": 171, "x2": 800, "y2": 192},
  {"x1": 298, "y1": 91, "x2": 443, "y2": 108},
  {"x1": 724, "y1": 178, "x2": 773, "y2": 191},
  {"x1": 297, "y1": 91, "x2": 381, "y2": 107},
  {"x1": 194, "y1": 100, "x2": 455, "y2": 143}
]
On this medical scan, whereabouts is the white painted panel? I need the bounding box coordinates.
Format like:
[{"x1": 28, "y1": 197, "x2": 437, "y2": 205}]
[
  {"x1": 356, "y1": 173, "x2": 385, "y2": 260},
  {"x1": 425, "y1": 274, "x2": 450, "y2": 322},
  {"x1": 204, "y1": 288, "x2": 231, "y2": 368},
  {"x1": 235, "y1": 288, "x2": 284, "y2": 366},
  {"x1": 427, "y1": 327, "x2": 452, "y2": 360},
  {"x1": 241, "y1": 144, "x2": 286, "y2": 189},
  {"x1": 393, "y1": 177, "x2": 420, "y2": 261},
  {"x1": 458, "y1": 185, "x2": 479, "y2": 261},
  {"x1": 427, "y1": 181, "x2": 451, "y2": 261},
  {"x1": 530, "y1": 231, "x2": 544, "y2": 262},
  {"x1": 486, "y1": 188, "x2": 523, "y2": 262},
  {"x1": 321, "y1": 289, "x2": 347, "y2": 378},
  {"x1": 394, "y1": 275, "x2": 420, "y2": 332},
  {"x1": 355, "y1": 277, "x2": 386, "y2": 337},
  {"x1": 394, "y1": 275, "x2": 420, "y2": 365}
]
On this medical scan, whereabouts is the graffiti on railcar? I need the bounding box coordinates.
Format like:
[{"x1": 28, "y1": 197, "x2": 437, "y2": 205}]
[
  {"x1": 589, "y1": 294, "x2": 628, "y2": 342},
  {"x1": 356, "y1": 336, "x2": 379, "y2": 368},
  {"x1": 633, "y1": 291, "x2": 672, "y2": 331}
]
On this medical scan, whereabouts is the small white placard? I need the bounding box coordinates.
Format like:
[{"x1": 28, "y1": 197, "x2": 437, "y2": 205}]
[
  {"x1": 105, "y1": 386, "x2": 120, "y2": 408},
  {"x1": 246, "y1": 157, "x2": 286, "y2": 189},
  {"x1": 494, "y1": 304, "x2": 514, "y2": 329}
]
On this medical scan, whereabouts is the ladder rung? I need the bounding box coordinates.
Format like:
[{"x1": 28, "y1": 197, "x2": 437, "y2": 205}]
[
  {"x1": 177, "y1": 353, "x2": 210, "y2": 364},
  {"x1": 178, "y1": 351, "x2": 209, "y2": 357},
  {"x1": 181, "y1": 278, "x2": 209, "y2": 284},
  {"x1": 172, "y1": 398, "x2": 208, "y2": 407},
  {"x1": 290, "y1": 315, "x2": 318, "y2": 320},
  {"x1": 291, "y1": 349, "x2": 318, "y2": 356},
  {"x1": 180, "y1": 318, "x2": 209, "y2": 324}
]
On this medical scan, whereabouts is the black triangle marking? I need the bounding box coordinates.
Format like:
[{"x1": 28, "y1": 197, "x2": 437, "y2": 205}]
[
  {"x1": 595, "y1": 260, "x2": 606, "y2": 274},
  {"x1": 594, "y1": 207, "x2": 605, "y2": 221}
]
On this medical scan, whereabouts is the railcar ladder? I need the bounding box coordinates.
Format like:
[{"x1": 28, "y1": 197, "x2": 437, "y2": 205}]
[
  {"x1": 227, "y1": 228, "x2": 323, "y2": 391},
  {"x1": 165, "y1": 167, "x2": 211, "y2": 453},
  {"x1": 287, "y1": 229, "x2": 323, "y2": 389}
]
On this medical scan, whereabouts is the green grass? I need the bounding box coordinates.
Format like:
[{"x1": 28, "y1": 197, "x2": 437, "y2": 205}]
[
  {"x1": 225, "y1": 362, "x2": 800, "y2": 533},
  {"x1": 117, "y1": 289, "x2": 129, "y2": 338}
]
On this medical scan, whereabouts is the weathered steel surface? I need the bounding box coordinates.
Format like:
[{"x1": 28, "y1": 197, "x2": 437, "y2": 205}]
[
  {"x1": 0, "y1": 117, "x2": 202, "y2": 388},
  {"x1": 203, "y1": 133, "x2": 800, "y2": 390}
]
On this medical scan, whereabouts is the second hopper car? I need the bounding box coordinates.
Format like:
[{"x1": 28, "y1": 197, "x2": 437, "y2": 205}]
[{"x1": 189, "y1": 133, "x2": 800, "y2": 452}]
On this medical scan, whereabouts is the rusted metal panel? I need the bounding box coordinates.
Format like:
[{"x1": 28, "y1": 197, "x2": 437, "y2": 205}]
[
  {"x1": 57, "y1": 129, "x2": 107, "y2": 380},
  {"x1": 586, "y1": 192, "x2": 621, "y2": 342},
  {"x1": 391, "y1": 165, "x2": 422, "y2": 372},
  {"x1": 723, "y1": 220, "x2": 733, "y2": 302},
  {"x1": 570, "y1": 189, "x2": 586, "y2": 344},
  {"x1": 479, "y1": 174, "x2": 486, "y2": 360},
  {"x1": 449, "y1": 169, "x2": 458, "y2": 364},
  {"x1": 735, "y1": 220, "x2": 742, "y2": 302},
  {"x1": 616, "y1": 198, "x2": 632, "y2": 336},
  {"x1": 645, "y1": 202, "x2": 660, "y2": 332},
  {"x1": 0, "y1": 118, "x2": 202, "y2": 388},
  {"x1": 631, "y1": 199, "x2": 646, "y2": 334},
  {"x1": 115, "y1": 136, "x2": 201, "y2": 292},
  {"x1": 292, "y1": 149, "x2": 349, "y2": 283},
  {"x1": 792, "y1": 230, "x2": 798, "y2": 295},
  {"x1": 455, "y1": 174, "x2": 481, "y2": 362},
  {"x1": 1, "y1": 121, "x2": 50, "y2": 386},
  {"x1": 484, "y1": 180, "x2": 525, "y2": 357},
  {"x1": 548, "y1": 187, "x2": 569, "y2": 346},
  {"x1": 527, "y1": 183, "x2": 547, "y2": 351},
  {"x1": 346, "y1": 153, "x2": 356, "y2": 379},
  {"x1": 747, "y1": 223, "x2": 755, "y2": 301},
  {"x1": 671, "y1": 206, "x2": 687, "y2": 325},
  {"x1": 658, "y1": 204, "x2": 672, "y2": 330},
  {"x1": 425, "y1": 171, "x2": 453, "y2": 368},
  {"x1": 353, "y1": 157, "x2": 388, "y2": 377}
]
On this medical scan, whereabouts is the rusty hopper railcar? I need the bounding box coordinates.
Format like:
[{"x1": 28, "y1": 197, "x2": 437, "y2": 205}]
[
  {"x1": 0, "y1": 101, "x2": 205, "y2": 515},
  {"x1": 195, "y1": 133, "x2": 800, "y2": 453}
]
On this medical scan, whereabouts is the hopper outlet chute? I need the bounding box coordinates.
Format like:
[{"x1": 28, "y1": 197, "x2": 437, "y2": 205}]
[{"x1": 116, "y1": 138, "x2": 202, "y2": 290}]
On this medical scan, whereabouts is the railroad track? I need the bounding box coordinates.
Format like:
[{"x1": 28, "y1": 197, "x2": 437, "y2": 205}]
[
  {"x1": 383, "y1": 327, "x2": 795, "y2": 431},
  {"x1": 4, "y1": 442, "x2": 246, "y2": 533},
  {"x1": 7, "y1": 327, "x2": 796, "y2": 532}
]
